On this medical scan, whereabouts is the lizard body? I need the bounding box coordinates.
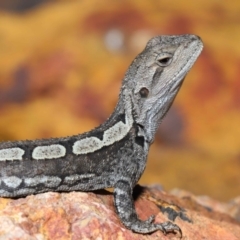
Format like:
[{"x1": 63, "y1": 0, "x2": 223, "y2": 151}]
[{"x1": 0, "y1": 34, "x2": 203, "y2": 235}]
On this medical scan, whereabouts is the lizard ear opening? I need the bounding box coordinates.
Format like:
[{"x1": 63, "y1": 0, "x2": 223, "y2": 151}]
[{"x1": 139, "y1": 87, "x2": 149, "y2": 98}]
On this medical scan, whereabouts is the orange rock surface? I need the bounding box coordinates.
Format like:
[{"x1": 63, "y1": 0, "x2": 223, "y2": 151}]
[{"x1": 0, "y1": 187, "x2": 239, "y2": 239}]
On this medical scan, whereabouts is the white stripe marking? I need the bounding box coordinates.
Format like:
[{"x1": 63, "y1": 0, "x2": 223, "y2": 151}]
[
  {"x1": 2, "y1": 176, "x2": 22, "y2": 189},
  {"x1": 64, "y1": 174, "x2": 95, "y2": 184},
  {"x1": 15, "y1": 188, "x2": 36, "y2": 196},
  {"x1": 0, "y1": 188, "x2": 35, "y2": 197},
  {"x1": 0, "y1": 148, "x2": 24, "y2": 161},
  {"x1": 32, "y1": 144, "x2": 66, "y2": 160},
  {"x1": 24, "y1": 176, "x2": 61, "y2": 188},
  {"x1": 73, "y1": 105, "x2": 133, "y2": 155}
]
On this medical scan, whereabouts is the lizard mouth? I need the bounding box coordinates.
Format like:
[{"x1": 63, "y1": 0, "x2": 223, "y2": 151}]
[
  {"x1": 136, "y1": 123, "x2": 146, "y2": 137},
  {"x1": 137, "y1": 123, "x2": 144, "y2": 129},
  {"x1": 170, "y1": 77, "x2": 185, "y2": 92},
  {"x1": 169, "y1": 43, "x2": 203, "y2": 93}
]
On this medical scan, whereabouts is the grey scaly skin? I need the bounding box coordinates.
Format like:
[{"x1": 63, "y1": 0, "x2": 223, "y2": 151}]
[{"x1": 0, "y1": 34, "x2": 203, "y2": 235}]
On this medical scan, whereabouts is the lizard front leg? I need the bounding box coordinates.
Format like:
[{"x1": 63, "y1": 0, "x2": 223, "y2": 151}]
[{"x1": 113, "y1": 179, "x2": 181, "y2": 235}]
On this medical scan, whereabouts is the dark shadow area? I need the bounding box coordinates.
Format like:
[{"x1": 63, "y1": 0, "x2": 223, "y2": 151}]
[
  {"x1": 132, "y1": 184, "x2": 146, "y2": 201},
  {"x1": 0, "y1": 0, "x2": 51, "y2": 12}
]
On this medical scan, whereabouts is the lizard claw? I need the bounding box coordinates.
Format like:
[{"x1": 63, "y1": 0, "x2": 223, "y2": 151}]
[
  {"x1": 159, "y1": 221, "x2": 182, "y2": 237},
  {"x1": 145, "y1": 215, "x2": 155, "y2": 224}
]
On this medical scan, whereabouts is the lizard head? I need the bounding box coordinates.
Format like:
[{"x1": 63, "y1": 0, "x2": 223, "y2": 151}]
[{"x1": 122, "y1": 34, "x2": 203, "y2": 144}]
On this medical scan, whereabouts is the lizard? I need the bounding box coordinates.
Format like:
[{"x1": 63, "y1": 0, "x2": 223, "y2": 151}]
[{"x1": 0, "y1": 34, "x2": 203, "y2": 235}]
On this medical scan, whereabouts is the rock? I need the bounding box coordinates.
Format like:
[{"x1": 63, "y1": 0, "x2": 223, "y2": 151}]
[
  {"x1": 170, "y1": 188, "x2": 240, "y2": 222},
  {"x1": 0, "y1": 186, "x2": 239, "y2": 240}
]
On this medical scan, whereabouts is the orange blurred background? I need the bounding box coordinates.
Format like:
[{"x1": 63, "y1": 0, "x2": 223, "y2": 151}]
[{"x1": 0, "y1": 0, "x2": 240, "y2": 201}]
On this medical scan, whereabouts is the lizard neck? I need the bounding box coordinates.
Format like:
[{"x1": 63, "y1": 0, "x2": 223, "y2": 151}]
[
  {"x1": 103, "y1": 87, "x2": 148, "y2": 150},
  {"x1": 99, "y1": 87, "x2": 134, "y2": 134},
  {"x1": 72, "y1": 88, "x2": 136, "y2": 156}
]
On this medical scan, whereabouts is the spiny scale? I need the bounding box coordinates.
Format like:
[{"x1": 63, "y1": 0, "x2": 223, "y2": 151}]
[{"x1": 0, "y1": 34, "x2": 203, "y2": 235}]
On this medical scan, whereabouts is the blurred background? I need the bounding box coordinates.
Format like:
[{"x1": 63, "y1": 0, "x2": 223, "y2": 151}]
[{"x1": 0, "y1": 0, "x2": 239, "y2": 201}]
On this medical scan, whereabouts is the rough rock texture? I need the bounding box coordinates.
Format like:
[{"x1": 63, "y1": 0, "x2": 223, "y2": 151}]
[
  {"x1": 0, "y1": 186, "x2": 239, "y2": 240},
  {"x1": 0, "y1": 0, "x2": 240, "y2": 201}
]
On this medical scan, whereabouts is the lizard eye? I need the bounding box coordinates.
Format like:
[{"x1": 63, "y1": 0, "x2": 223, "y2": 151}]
[
  {"x1": 139, "y1": 87, "x2": 149, "y2": 98},
  {"x1": 157, "y1": 57, "x2": 172, "y2": 66},
  {"x1": 157, "y1": 53, "x2": 173, "y2": 67}
]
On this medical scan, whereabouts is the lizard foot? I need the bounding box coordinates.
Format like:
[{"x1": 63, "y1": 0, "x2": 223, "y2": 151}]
[
  {"x1": 127, "y1": 215, "x2": 182, "y2": 236},
  {"x1": 156, "y1": 221, "x2": 182, "y2": 237},
  {"x1": 114, "y1": 181, "x2": 182, "y2": 236}
]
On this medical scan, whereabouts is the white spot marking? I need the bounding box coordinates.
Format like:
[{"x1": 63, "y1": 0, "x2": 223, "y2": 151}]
[
  {"x1": 0, "y1": 148, "x2": 24, "y2": 161},
  {"x1": 3, "y1": 176, "x2": 22, "y2": 189},
  {"x1": 32, "y1": 144, "x2": 66, "y2": 160},
  {"x1": 103, "y1": 121, "x2": 127, "y2": 145},
  {"x1": 73, "y1": 137, "x2": 102, "y2": 155},
  {"x1": 73, "y1": 106, "x2": 133, "y2": 155},
  {"x1": 64, "y1": 174, "x2": 95, "y2": 184},
  {"x1": 25, "y1": 176, "x2": 61, "y2": 188}
]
